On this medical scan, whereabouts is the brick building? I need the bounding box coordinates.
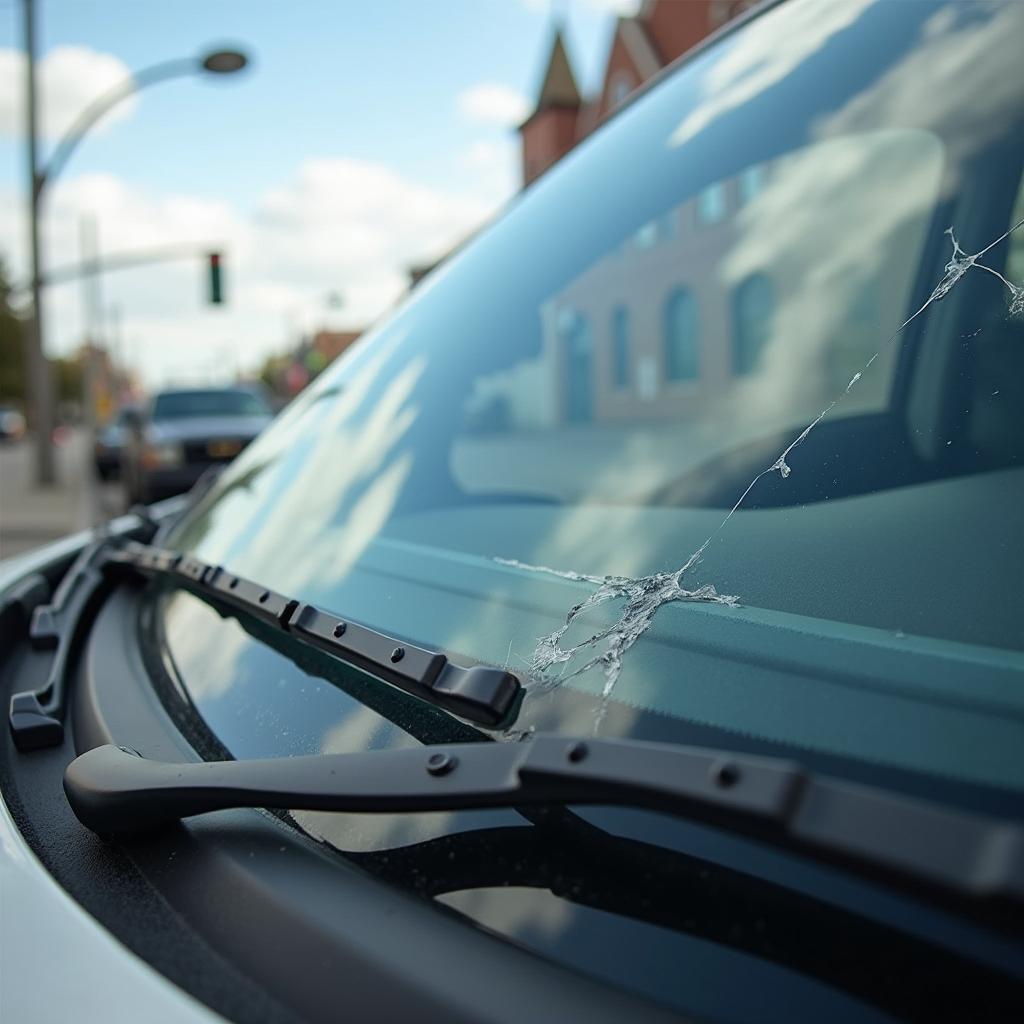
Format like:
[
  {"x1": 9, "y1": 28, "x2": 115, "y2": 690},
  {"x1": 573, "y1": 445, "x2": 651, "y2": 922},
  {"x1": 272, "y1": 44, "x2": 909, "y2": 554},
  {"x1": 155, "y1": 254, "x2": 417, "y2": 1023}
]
[
  {"x1": 408, "y1": 1, "x2": 755, "y2": 289},
  {"x1": 520, "y1": 0, "x2": 758, "y2": 187}
]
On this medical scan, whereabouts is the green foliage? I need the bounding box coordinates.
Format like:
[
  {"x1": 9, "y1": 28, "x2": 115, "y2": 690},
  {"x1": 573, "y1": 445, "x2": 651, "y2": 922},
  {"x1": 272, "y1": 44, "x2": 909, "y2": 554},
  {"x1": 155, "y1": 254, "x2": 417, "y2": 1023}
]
[
  {"x1": 54, "y1": 356, "x2": 82, "y2": 403},
  {"x1": 0, "y1": 256, "x2": 82, "y2": 408},
  {"x1": 0, "y1": 259, "x2": 26, "y2": 403}
]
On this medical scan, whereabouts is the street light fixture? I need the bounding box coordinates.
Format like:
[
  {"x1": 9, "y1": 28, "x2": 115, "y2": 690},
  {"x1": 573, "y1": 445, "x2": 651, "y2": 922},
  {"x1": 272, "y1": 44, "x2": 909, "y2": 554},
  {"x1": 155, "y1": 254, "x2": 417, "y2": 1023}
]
[
  {"x1": 21, "y1": 0, "x2": 249, "y2": 485},
  {"x1": 202, "y1": 50, "x2": 248, "y2": 74}
]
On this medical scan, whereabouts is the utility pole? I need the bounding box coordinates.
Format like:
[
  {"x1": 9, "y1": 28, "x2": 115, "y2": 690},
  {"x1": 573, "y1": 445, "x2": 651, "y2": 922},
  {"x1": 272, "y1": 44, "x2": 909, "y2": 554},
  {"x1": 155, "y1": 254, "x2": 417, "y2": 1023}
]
[
  {"x1": 18, "y1": 5, "x2": 249, "y2": 489},
  {"x1": 23, "y1": 0, "x2": 57, "y2": 485},
  {"x1": 79, "y1": 214, "x2": 102, "y2": 525},
  {"x1": 107, "y1": 304, "x2": 125, "y2": 394}
]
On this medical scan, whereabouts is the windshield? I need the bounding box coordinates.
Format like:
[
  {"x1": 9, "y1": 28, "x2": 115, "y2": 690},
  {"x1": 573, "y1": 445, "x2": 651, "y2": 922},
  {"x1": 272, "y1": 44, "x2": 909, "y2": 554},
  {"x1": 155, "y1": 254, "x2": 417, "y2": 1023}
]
[
  {"x1": 166, "y1": 0, "x2": 1024, "y2": 810},
  {"x1": 151, "y1": 389, "x2": 269, "y2": 420}
]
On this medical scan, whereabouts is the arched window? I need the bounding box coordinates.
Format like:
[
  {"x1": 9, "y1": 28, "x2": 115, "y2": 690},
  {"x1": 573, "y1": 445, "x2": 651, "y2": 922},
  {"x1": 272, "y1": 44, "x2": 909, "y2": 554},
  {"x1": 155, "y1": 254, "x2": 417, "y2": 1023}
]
[
  {"x1": 560, "y1": 309, "x2": 594, "y2": 423},
  {"x1": 663, "y1": 289, "x2": 699, "y2": 381},
  {"x1": 697, "y1": 182, "x2": 727, "y2": 225},
  {"x1": 732, "y1": 274, "x2": 775, "y2": 375},
  {"x1": 611, "y1": 306, "x2": 630, "y2": 389},
  {"x1": 609, "y1": 72, "x2": 633, "y2": 108}
]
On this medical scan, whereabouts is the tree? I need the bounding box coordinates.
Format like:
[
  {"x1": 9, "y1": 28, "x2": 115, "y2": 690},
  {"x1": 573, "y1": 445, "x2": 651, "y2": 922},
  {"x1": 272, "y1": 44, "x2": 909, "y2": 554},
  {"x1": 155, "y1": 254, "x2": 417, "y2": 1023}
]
[
  {"x1": 0, "y1": 258, "x2": 26, "y2": 403},
  {"x1": 53, "y1": 355, "x2": 83, "y2": 404}
]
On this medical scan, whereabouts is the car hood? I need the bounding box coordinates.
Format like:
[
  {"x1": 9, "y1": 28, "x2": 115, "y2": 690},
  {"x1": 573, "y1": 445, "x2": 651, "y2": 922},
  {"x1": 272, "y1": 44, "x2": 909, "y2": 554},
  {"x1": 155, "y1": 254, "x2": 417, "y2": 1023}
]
[{"x1": 147, "y1": 416, "x2": 271, "y2": 443}]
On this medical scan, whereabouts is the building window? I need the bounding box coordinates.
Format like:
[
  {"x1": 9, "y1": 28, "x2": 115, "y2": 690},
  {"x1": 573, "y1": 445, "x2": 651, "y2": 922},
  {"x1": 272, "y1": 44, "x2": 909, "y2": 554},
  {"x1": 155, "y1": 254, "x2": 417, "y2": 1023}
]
[
  {"x1": 633, "y1": 220, "x2": 659, "y2": 249},
  {"x1": 738, "y1": 164, "x2": 766, "y2": 205},
  {"x1": 610, "y1": 72, "x2": 633, "y2": 108},
  {"x1": 560, "y1": 309, "x2": 594, "y2": 423},
  {"x1": 697, "y1": 182, "x2": 727, "y2": 224},
  {"x1": 732, "y1": 274, "x2": 774, "y2": 375},
  {"x1": 664, "y1": 288, "x2": 699, "y2": 381},
  {"x1": 611, "y1": 306, "x2": 630, "y2": 389}
]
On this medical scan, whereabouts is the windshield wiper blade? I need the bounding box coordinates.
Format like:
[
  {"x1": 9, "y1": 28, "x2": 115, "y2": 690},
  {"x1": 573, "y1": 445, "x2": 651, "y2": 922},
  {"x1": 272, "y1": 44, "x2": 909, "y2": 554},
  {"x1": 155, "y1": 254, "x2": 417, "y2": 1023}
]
[
  {"x1": 104, "y1": 541, "x2": 522, "y2": 728},
  {"x1": 65, "y1": 736, "x2": 1024, "y2": 913}
]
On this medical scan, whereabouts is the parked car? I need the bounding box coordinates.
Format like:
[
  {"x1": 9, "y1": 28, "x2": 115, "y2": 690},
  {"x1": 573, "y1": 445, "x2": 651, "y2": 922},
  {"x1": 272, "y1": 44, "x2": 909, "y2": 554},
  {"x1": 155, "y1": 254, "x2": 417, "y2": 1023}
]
[
  {"x1": 2, "y1": 1, "x2": 1024, "y2": 1022},
  {"x1": 0, "y1": 405, "x2": 26, "y2": 442},
  {"x1": 121, "y1": 386, "x2": 272, "y2": 504},
  {"x1": 92, "y1": 405, "x2": 138, "y2": 481}
]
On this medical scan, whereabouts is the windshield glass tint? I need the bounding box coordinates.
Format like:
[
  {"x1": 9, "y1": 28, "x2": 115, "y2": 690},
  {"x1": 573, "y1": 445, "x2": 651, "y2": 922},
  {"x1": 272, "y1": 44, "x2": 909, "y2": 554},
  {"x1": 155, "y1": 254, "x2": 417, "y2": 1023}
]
[
  {"x1": 152, "y1": 389, "x2": 269, "y2": 419},
  {"x1": 168, "y1": 0, "x2": 1024, "y2": 800}
]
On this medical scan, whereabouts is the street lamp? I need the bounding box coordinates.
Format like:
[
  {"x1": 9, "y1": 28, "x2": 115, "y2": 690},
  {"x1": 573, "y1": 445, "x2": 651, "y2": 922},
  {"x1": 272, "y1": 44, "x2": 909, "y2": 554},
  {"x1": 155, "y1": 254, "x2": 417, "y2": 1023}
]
[
  {"x1": 22, "y1": 0, "x2": 249, "y2": 484},
  {"x1": 202, "y1": 50, "x2": 248, "y2": 74}
]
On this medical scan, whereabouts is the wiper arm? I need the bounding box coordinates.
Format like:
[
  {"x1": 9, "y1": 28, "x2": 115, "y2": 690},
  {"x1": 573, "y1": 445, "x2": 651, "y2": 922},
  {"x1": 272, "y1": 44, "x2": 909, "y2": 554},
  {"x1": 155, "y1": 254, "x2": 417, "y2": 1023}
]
[
  {"x1": 104, "y1": 541, "x2": 522, "y2": 728},
  {"x1": 65, "y1": 736, "x2": 1024, "y2": 913}
]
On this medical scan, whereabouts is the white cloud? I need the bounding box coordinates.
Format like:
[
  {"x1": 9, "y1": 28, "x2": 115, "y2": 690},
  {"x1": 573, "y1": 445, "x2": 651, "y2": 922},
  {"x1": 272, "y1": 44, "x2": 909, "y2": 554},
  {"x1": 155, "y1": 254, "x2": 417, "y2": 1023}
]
[
  {"x1": 522, "y1": 0, "x2": 640, "y2": 14},
  {"x1": 457, "y1": 82, "x2": 529, "y2": 127},
  {"x1": 585, "y1": 0, "x2": 641, "y2": 13},
  {"x1": 0, "y1": 157, "x2": 500, "y2": 387},
  {"x1": 0, "y1": 46, "x2": 137, "y2": 142},
  {"x1": 818, "y1": 3, "x2": 1024, "y2": 169},
  {"x1": 457, "y1": 138, "x2": 520, "y2": 200},
  {"x1": 668, "y1": 0, "x2": 874, "y2": 150}
]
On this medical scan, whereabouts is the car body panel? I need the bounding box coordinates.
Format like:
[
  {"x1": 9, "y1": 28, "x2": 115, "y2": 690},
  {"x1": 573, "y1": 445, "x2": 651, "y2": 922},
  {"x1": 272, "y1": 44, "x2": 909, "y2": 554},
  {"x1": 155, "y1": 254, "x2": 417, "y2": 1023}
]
[{"x1": 0, "y1": 534, "x2": 222, "y2": 1024}]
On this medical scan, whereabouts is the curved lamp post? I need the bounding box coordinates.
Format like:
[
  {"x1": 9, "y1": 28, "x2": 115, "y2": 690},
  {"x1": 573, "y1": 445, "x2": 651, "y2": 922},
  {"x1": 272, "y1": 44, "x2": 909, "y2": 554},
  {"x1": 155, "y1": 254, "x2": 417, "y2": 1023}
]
[
  {"x1": 37, "y1": 49, "x2": 249, "y2": 196},
  {"x1": 23, "y1": 0, "x2": 248, "y2": 485}
]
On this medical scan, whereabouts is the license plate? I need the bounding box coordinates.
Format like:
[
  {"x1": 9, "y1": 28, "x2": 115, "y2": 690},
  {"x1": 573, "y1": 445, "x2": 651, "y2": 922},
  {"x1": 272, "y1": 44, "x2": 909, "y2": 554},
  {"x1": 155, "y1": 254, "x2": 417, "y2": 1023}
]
[{"x1": 207, "y1": 439, "x2": 243, "y2": 458}]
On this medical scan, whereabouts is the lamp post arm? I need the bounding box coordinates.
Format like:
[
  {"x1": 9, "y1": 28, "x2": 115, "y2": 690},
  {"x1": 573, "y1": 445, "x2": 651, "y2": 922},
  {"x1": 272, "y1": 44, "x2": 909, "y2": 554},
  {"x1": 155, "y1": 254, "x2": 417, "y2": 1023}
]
[{"x1": 36, "y1": 56, "x2": 200, "y2": 198}]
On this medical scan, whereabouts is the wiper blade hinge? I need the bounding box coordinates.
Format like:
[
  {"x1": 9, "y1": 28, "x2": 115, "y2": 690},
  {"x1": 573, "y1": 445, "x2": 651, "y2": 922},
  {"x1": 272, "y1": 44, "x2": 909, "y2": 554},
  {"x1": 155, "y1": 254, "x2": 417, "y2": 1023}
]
[
  {"x1": 64, "y1": 737, "x2": 1024, "y2": 914},
  {"x1": 8, "y1": 542, "x2": 112, "y2": 751}
]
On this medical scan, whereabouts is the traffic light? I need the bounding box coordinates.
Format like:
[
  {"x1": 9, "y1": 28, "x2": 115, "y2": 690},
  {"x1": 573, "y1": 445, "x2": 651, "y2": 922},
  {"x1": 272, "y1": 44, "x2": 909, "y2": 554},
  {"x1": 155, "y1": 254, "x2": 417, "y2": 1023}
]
[{"x1": 208, "y1": 252, "x2": 224, "y2": 304}]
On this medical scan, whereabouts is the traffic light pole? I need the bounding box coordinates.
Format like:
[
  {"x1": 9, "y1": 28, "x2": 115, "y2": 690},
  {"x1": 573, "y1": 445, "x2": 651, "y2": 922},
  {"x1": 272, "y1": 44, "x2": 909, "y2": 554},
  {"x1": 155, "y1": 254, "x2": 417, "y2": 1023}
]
[{"x1": 42, "y1": 244, "x2": 226, "y2": 290}]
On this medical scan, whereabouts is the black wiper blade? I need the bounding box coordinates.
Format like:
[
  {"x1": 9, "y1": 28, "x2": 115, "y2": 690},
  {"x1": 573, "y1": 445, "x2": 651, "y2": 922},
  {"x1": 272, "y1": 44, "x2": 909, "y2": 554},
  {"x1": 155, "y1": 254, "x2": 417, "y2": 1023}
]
[
  {"x1": 65, "y1": 736, "x2": 1024, "y2": 913},
  {"x1": 104, "y1": 541, "x2": 522, "y2": 727}
]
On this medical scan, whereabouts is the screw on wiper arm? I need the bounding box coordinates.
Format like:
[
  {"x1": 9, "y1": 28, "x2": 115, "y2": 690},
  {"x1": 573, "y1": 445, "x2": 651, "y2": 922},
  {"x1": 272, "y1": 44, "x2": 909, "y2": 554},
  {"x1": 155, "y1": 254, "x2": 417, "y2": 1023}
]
[{"x1": 64, "y1": 736, "x2": 1024, "y2": 917}]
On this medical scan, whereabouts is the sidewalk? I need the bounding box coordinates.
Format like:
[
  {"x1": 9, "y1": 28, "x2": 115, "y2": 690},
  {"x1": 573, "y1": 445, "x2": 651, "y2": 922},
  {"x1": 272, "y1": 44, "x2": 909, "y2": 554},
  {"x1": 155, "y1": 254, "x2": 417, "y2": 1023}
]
[{"x1": 0, "y1": 429, "x2": 96, "y2": 560}]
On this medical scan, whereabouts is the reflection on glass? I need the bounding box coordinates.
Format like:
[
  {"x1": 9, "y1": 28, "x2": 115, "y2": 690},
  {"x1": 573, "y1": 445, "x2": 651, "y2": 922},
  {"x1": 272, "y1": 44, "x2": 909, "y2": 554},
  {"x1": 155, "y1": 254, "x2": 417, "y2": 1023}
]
[
  {"x1": 610, "y1": 306, "x2": 630, "y2": 390},
  {"x1": 170, "y1": 0, "x2": 1024, "y2": 803},
  {"x1": 731, "y1": 274, "x2": 774, "y2": 375},
  {"x1": 738, "y1": 163, "x2": 766, "y2": 205},
  {"x1": 663, "y1": 287, "x2": 700, "y2": 381},
  {"x1": 697, "y1": 181, "x2": 727, "y2": 224}
]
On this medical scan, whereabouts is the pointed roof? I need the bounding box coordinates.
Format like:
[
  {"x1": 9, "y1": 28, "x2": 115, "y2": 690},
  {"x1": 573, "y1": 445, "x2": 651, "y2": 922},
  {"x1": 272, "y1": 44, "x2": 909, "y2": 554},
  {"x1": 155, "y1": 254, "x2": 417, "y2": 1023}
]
[{"x1": 535, "y1": 30, "x2": 581, "y2": 109}]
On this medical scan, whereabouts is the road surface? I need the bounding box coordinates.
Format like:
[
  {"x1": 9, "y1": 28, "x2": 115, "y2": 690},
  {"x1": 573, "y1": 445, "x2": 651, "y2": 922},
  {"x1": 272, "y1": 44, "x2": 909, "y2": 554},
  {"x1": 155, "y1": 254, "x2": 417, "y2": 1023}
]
[{"x1": 0, "y1": 429, "x2": 124, "y2": 560}]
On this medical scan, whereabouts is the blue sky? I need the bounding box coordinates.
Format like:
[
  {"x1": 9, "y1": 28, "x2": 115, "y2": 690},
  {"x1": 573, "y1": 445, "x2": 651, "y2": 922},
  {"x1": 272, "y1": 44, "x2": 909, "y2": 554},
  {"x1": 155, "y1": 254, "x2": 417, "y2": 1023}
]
[{"x1": 0, "y1": 0, "x2": 634, "y2": 384}]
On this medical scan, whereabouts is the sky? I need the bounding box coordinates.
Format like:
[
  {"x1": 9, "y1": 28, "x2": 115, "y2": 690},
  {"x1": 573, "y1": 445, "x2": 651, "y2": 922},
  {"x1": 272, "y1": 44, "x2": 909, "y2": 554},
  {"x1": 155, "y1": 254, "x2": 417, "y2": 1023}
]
[{"x1": 0, "y1": 0, "x2": 637, "y2": 387}]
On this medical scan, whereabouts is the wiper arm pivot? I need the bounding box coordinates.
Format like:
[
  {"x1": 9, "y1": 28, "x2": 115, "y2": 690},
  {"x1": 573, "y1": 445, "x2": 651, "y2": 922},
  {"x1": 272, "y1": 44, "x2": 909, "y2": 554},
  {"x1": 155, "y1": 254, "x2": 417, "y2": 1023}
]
[{"x1": 65, "y1": 737, "x2": 1024, "y2": 913}]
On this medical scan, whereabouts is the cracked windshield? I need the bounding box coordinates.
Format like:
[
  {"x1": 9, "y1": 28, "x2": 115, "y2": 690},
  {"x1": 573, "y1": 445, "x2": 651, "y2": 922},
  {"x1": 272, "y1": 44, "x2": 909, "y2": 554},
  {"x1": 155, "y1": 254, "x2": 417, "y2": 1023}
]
[{"x1": 163, "y1": 0, "x2": 1024, "y2": 810}]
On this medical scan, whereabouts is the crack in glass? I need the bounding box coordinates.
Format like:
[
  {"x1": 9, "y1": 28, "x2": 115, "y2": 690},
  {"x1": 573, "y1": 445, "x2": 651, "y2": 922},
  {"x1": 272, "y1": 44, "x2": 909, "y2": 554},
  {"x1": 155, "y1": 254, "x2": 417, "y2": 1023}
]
[{"x1": 498, "y1": 217, "x2": 1024, "y2": 728}]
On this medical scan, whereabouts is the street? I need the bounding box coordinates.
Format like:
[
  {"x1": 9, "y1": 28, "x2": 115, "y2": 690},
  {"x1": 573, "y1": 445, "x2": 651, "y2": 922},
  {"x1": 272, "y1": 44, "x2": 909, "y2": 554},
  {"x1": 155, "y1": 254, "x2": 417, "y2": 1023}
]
[{"x1": 0, "y1": 428, "x2": 123, "y2": 559}]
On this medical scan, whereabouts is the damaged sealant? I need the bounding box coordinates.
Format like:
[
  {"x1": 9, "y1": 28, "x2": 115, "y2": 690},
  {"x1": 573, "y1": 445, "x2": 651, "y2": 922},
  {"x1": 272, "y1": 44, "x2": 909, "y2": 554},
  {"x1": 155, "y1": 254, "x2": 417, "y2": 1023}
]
[{"x1": 497, "y1": 217, "x2": 1024, "y2": 727}]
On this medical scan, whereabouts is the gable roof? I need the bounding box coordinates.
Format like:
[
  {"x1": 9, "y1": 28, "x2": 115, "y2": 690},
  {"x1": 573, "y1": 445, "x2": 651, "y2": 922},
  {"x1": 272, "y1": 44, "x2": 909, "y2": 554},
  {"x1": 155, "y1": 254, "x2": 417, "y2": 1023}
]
[
  {"x1": 535, "y1": 29, "x2": 581, "y2": 109},
  {"x1": 618, "y1": 17, "x2": 663, "y2": 81}
]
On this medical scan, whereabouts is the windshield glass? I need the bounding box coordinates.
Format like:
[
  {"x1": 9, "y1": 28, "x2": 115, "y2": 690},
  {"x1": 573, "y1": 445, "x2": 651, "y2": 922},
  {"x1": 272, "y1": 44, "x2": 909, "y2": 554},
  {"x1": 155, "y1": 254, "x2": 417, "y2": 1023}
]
[
  {"x1": 166, "y1": 0, "x2": 1024, "y2": 806},
  {"x1": 152, "y1": 389, "x2": 269, "y2": 420}
]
